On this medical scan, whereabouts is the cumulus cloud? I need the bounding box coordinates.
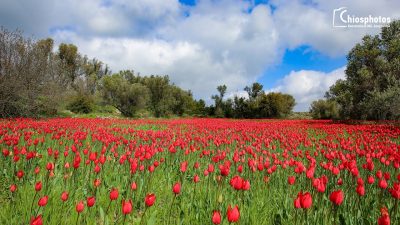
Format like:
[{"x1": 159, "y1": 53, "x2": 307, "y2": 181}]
[
  {"x1": 271, "y1": 0, "x2": 400, "y2": 56},
  {"x1": 271, "y1": 67, "x2": 346, "y2": 111},
  {"x1": 52, "y1": 1, "x2": 281, "y2": 101}
]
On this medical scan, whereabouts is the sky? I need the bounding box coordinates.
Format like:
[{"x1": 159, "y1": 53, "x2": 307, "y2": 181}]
[{"x1": 1, "y1": 0, "x2": 399, "y2": 111}]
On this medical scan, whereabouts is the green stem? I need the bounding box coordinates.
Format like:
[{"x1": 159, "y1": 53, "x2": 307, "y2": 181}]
[
  {"x1": 139, "y1": 207, "x2": 148, "y2": 225},
  {"x1": 167, "y1": 195, "x2": 176, "y2": 225},
  {"x1": 75, "y1": 213, "x2": 80, "y2": 225}
]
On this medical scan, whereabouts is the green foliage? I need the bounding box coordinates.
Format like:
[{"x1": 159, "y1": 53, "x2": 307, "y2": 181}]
[
  {"x1": 210, "y1": 83, "x2": 296, "y2": 118},
  {"x1": 327, "y1": 20, "x2": 400, "y2": 120},
  {"x1": 310, "y1": 99, "x2": 339, "y2": 119},
  {"x1": 257, "y1": 92, "x2": 296, "y2": 118},
  {"x1": 102, "y1": 74, "x2": 150, "y2": 117},
  {"x1": 66, "y1": 94, "x2": 95, "y2": 114}
]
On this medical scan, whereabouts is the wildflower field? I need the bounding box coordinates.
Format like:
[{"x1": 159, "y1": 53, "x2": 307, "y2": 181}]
[{"x1": 1, "y1": 118, "x2": 399, "y2": 225}]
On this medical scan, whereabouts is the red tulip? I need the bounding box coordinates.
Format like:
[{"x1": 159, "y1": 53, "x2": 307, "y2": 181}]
[
  {"x1": 300, "y1": 192, "x2": 312, "y2": 209},
  {"x1": 145, "y1": 193, "x2": 156, "y2": 207},
  {"x1": 94, "y1": 178, "x2": 101, "y2": 187},
  {"x1": 16, "y1": 170, "x2": 24, "y2": 179},
  {"x1": 87, "y1": 196, "x2": 95, "y2": 207},
  {"x1": 329, "y1": 190, "x2": 344, "y2": 206},
  {"x1": 180, "y1": 161, "x2": 188, "y2": 173},
  {"x1": 10, "y1": 184, "x2": 17, "y2": 193},
  {"x1": 61, "y1": 191, "x2": 69, "y2": 202},
  {"x1": 389, "y1": 182, "x2": 400, "y2": 199},
  {"x1": 173, "y1": 182, "x2": 181, "y2": 195},
  {"x1": 34, "y1": 167, "x2": 40, "y2": 174},
  {"x1": 212, "y1": 210, "x2": 221, "y2": 224},
  {"x1": 30, "y1": 214, "x2": 43, "y2": 225},
  {"x1": 131, "y1": 182, "x2": 137, "y2": 191},
  {"x1": 294, "y1": 196, "x2": 301, "y2": 208},
  {"x1": 35, "y1": 181, "x2": 42, "y2": 192},
  {"x1": 230, "y1": 176, "x2": 243, "y2": 190},
  {"x1": 379, "y1": 179, "x2": 388, "y2": 189},
  {"x1": 219, "y1": 164, "x2": 230, "y2": 176},
  {"x1": 110, "y1": 188, "x2": 119, "y2": 201},
  {"x1": 122, "y1": 199, "x2": 133, "y2": 215},
  {"x1": 288, "y1": 176, "x2": 295, "y2": 185},
  {"x1": 367, "y1": 176, "x2": 375, "y2": 184},
  {"x1": 38, "y1": 196, "x2": 48, "y2": 207},
  {"x1": 227, "y1": 205, "x2": 240, "y2": 223},
  {"x1": 76, "y1": 201, "x2": 84, "y2": 213},
  {"x1": 193, "y1": 174, "x2": 200, "y2": 183},
  {"x1": 378, "y1": 207, "x2": 390, "y2": 225},
  {"x1": 242, "y1": 180, "x2": 250, "y2": 191},
  {"x1": 2, "y1": 149, "x2": 10, "y2": 157},
  {"x1": 46, "y1": 162, "x2": 54, "y2": 171},
  {"x1": 356, "y1": 184, "x2": 365, "y2": 196}
]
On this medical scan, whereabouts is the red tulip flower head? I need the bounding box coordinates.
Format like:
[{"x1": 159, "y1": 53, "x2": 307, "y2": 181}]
[
  {"x1": 131, "y1": 182, "x2": 137, "y2": 191},
  {"x1": 297, "y1": 192, "x2": 312, "y2": 209},
  {"x1": 87, "y1": 196, "x2": 96, "y2": 207},
  {"x1": 30, "y1": 214, "x2": 43, "y2": 225},
  {"x1": 145, "y1": 193, "x2": 156, "y2": 207},
  {"x1": 227, "y1": 205, "x2": 240, "y2": 223},
  {"x1": 212, "y1": 210, "x2": 221, "y2": 224},
  {"x1": 378, "y1": 207, "x2": 390, "y2": 225},
  {"x1": 379, "y1": 179, "x2": 388, "y2": 189},
  {"x1": 329, "y1": 190, "x2": 344, "y2": 206},
  {"x1": 122, "y1": 199, "x2": 133, "y2": 215},
  {"x1": 35, "y1": 181, "x2": 42, "y2": 192},
  {"x1": 38, "y1": 196, "x2": 48, "y2": 207},
  {"x1": 110, "y1": 188, "x2": 119, "y2": 201},
  {"x1": 10, "y1": 184, "x2": 17, "y2": 193},
  {"x1": 76, "y1": 201, "x2": 84, "y2": 213},
  {"x1": 193, "y1": 174, "x2": 200, "y2": 183},
  {"x1": 16, "y1": 170, "x2": 24, "y2": 179},
  {"x1": 173, "y1": 182, "x2": 181, "y2": 195},
  {"x1": 389, "y1": 182, "x2": 400, "y2": 199},
  {"x1": 356, "y1": 184, "x2": 365, "y2": 196},
  {"x1": 288, "y1": 176, "x2": 296, "y2": 185},
  {"x1": 61, "y1": 191, "x2": 69, "y2": 202}
]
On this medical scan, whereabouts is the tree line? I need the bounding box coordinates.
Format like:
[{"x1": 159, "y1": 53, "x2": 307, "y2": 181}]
[
  {"x1": 310, "y1": 20, "x2": 400, "y2": 120},
  {"x1": 0, "y1": 27, "x2": 296, "y2": 118},
  {"x1": 3, "y1": 21, "x2": 398, "y2": 120},
  {"x1": 208, "y1": 83, "x2": 295, "y2": 118}
]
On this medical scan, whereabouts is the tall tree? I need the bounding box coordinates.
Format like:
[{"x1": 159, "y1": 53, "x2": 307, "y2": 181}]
[{"x1": 326, "y1": 20, "x2": 400, "y2": 120}]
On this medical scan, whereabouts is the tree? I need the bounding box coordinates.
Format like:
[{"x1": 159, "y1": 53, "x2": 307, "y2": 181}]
[
  {"x1": 212, "y1": 85, "x2": 228, "y2": 117},
  {"x1": 102, "y1": 74, "x2": 150, "y2": 117},
  {"x1": 58, "y1": 43, "x2": 80, "y2": 85},
  {"x1": 309, "y1": 99, "x2": 339, "y2": 119},
  {"x1": 245, "y1": 82, "x2": 264, "y2": 100},
  {"x1": 326, "y1": 20, "x2": 400, "y2": 120},
  {"x1": 257, "y1": 92, "x2": 295, "y2": 118},
  {"x1": 142, "y1": 75, "x2": 173, "y2": 117}
]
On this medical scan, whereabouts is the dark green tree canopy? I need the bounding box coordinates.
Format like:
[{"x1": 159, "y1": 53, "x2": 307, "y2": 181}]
[{"x1": 326, "y1": 20, "x2": 400, "y2": 120}]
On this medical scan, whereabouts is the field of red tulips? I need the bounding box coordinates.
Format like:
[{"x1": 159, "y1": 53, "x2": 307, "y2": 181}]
[{"x1": 1, "y1": 118, "x2": 399, "y2": 225}]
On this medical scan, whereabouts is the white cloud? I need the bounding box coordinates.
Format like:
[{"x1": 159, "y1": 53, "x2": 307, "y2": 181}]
[
  {"x1": 52, "y1": 1, "x2": 281, "y2": 102},
  {"x1": 271, "y1": 67, "x2": 346, "y2": 112},
  {"x1": 271, "y1": 0, "x2": 400, "y2": 56},
  {"x1": 1, "y1": 0, "x2": 400, "y2": 105}
]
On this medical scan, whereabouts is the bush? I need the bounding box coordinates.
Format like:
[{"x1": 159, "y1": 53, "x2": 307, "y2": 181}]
[
  {"x1": 67, "y1": 94, "x2": 95, "y2": 114},
  {"x1": 310, "y1": 99, "x2": 339, "y2": 119}
]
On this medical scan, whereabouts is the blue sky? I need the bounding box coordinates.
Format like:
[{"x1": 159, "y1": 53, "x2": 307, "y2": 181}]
[{"x1": 0, "y1": 0, "x2": 398, "y2": 111}]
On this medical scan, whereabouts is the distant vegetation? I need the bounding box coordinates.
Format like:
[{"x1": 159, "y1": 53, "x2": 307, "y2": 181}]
[
  {"x1": 1, "y1": 20, "x2": 399, "y2": 120},
  {"x1": 0, "y1": 26, "x2": 296, "y2": 119},
  {"x1": 311, "y1": 20, "x2": 400, "y2": 120}
]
